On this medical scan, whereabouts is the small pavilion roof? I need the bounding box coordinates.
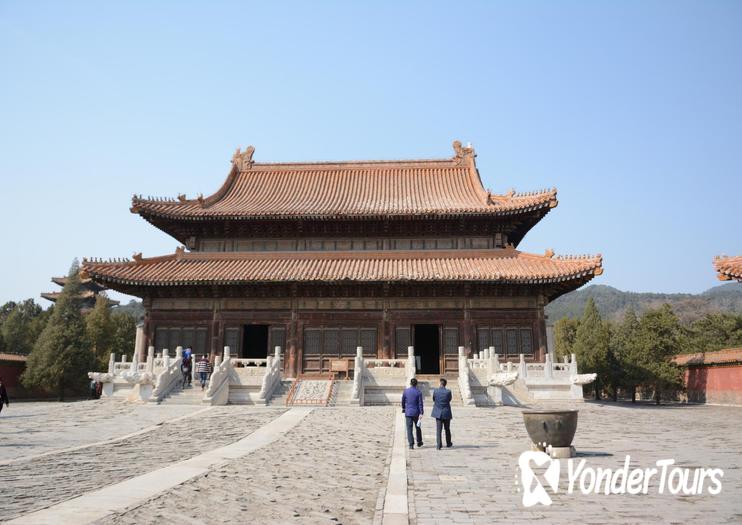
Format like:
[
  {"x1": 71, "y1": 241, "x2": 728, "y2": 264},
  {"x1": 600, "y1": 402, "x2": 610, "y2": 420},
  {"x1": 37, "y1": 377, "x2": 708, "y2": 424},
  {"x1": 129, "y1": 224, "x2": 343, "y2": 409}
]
[
  {"x1": 714, "y1": 255, "x2": 742, "y2": 282},
  {"x1": 82, "y1": 247, "x2": 602, "y2": 289},
  {"x1": 130, "y1": 141, "x2": 558, "y2": 222}
]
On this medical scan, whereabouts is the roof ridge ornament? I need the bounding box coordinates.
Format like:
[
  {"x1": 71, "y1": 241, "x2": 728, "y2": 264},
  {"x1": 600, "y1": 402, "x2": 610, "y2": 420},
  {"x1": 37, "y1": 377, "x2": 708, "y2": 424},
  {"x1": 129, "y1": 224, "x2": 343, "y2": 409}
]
[
  {"x1": 544, "y1": 248, "x2": 555, "y2": 258},
  {"x1": 452, "y1": 140, "x2": 475, "y2": 164},
  {"x1": 232, "y1": 145, "x2": 256, "y2": 171}
]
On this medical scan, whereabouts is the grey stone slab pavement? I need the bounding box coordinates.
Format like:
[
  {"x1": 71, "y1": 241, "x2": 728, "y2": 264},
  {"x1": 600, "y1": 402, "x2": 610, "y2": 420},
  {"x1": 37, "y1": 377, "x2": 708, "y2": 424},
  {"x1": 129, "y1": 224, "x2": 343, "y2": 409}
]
[
  {"x1": 406, "y1": 402, "x2": 742, "y2": 524},
  {"x1": 0, "y1": 406, "x2": 286, "y2": 521},
  {"x1": 0, "y1": 400, "x2": 195, "y2": 462},
  {"x1": 9, "y1": 408, "x2": 311, "y2": 525},
  {"x1": 101, "y1": 407, "x2": 396, "y2": 525}
]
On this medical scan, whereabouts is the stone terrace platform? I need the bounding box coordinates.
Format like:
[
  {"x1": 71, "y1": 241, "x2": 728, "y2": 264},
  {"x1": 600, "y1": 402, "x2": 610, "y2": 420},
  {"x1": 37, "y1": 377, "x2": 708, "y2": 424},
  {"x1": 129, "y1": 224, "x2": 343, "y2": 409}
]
[{"x1": 0, "y1": 401, "x2": 740, "y2": 524}]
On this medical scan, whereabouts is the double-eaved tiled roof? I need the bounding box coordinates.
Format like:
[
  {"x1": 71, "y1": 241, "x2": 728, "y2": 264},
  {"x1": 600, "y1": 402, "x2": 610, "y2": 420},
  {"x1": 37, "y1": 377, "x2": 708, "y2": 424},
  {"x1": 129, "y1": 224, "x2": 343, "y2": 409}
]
[
  {"x1": 81, "y1": 247, "x2": 602, "y2": 288},
  {"x1": 130, "y1": 142, "x2": 558, "y2": 221},
  {"x1": 714, "y1": 255, "x2": 742, "y2": 282}
]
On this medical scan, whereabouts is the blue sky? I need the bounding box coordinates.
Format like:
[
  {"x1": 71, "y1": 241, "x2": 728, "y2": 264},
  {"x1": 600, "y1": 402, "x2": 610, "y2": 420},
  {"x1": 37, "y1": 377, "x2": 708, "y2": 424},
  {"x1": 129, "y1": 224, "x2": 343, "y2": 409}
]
[{"x1": 1, "y1": 1, "x2": 740, "y2": 305}]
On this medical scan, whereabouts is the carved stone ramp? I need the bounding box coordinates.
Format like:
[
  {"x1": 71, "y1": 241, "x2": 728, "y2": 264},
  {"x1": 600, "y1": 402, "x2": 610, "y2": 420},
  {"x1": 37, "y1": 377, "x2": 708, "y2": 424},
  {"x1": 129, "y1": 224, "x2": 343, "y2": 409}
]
[{"x1": 285, "y1": 375, "x2": 335, "y2": 406}]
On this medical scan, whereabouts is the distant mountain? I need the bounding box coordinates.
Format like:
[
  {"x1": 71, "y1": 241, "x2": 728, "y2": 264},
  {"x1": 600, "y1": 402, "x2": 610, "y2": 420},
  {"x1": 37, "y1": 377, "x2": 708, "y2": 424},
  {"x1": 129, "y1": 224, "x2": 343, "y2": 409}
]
[{"x1": 546, "y1": 283, "x2": 742, "y2": 324}]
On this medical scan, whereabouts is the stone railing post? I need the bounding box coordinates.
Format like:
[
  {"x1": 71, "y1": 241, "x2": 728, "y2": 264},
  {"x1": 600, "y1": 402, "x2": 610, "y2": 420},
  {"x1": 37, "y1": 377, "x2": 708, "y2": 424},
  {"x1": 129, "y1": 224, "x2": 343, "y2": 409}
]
[
  {"x1": 162, "y1": 348, "x2": 170, "y2": 369},
  {"x1": 146, "y1": 346, "x2": 155, "y2": 374},
  {"x1": 544, "y1": 352, "x2": 553, "y2": 379},
  {"x1": 570, "y1": 353, "x2": 578, "y2": 376},
  {"x1": 108, "y1": 353, "x2": 115, "y2": 375},
  {"x1": 519, "y1": 354, "x2": 527, "y2": 379},
  {"x1": 175, "y1": 346, "x2": 183, "y2": 359},
  {"x1": 405, "y1": 346, "x2": 416, "y2": 381},
  {"x1": 223, "y1": 346, "x2": 231, "y2": 362},
  {"x1": 274, "y1": 346, "x2": 281, "y2": 360},
  {"x1": 352, "y1": 346, "x2": 364, "y2": 402},
  {"x1": 487, "y1": 346, "x2": 496, "y2": 377},
  {"x1": 121, "y1": 354, "x2": 127, "y2": 364}
]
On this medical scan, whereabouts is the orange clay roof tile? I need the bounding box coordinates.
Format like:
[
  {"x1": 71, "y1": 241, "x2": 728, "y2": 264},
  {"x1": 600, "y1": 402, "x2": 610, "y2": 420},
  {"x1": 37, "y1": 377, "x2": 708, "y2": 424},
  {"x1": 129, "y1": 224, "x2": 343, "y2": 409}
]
[
  {"x1": 81, "y1": 248, "x2": 602, "y2": 287},
  {"x1": 130, "y1": 143, "x2": 558, "y2": 220},
  {"x1": 674, "y1": 348, "x2": 742, "y2": 366},
  {"x1": 714, "y1": 255, "x2": 742, "y2": 282}
]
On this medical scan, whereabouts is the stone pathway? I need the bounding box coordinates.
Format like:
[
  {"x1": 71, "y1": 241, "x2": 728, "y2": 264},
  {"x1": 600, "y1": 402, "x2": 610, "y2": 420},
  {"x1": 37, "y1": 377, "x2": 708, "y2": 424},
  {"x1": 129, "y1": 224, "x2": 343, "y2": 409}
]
[
  {"x1": 406, "y1": 403, "x2": 742, "y2": 524},
  {"x1": 2, "y1": 401, "x2": 741, "y2": 524},
  {"x1": 0, "y1": 400, "x2": 195, "y2": 461},
  {"x1": 0, "y1": 406, "x2": 285, "y2": 521},
  {"x1": 9, "y1": 408, "x2": 311, "y2": 525},
  {"x1": 101, "y1": 407, "x2": 396, "y2": 525}
]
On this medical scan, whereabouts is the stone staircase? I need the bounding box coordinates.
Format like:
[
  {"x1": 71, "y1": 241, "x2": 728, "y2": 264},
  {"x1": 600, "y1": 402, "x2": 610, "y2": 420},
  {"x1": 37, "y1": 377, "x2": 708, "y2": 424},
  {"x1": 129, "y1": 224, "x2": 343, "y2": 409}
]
[
  {"x1": 328, "y1": 381, "x2": 355, "y2": 406},
  {"x1": 363, "y1": 375, "x2": 463, "y2": 407},
  {"x1": 228, "y1": 384, "x2": 263, "y2": 405},
  {"x1": 160, "y1": 384, "x2": 205, "y2": 405},
  {"x1": 267, "y1": 380, "x2": 293, "y2": 406}
]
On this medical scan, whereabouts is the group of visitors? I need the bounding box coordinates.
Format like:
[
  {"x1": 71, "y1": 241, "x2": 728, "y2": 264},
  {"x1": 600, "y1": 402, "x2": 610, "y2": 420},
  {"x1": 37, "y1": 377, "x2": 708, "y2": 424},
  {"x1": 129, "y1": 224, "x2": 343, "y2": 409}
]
[
  {"x1": 181, "y1": 348, "x2": 213, "y2": 390},
  {"x1": 401, "y1": 377, "x2": 453, "y2": 450}
]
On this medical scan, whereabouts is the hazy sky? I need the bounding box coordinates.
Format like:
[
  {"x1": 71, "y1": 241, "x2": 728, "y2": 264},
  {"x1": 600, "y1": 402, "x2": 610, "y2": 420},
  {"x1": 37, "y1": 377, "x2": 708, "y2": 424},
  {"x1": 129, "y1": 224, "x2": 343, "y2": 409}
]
[{"x1": 1, "y1": 1, "x2": 740, "y2": 305}]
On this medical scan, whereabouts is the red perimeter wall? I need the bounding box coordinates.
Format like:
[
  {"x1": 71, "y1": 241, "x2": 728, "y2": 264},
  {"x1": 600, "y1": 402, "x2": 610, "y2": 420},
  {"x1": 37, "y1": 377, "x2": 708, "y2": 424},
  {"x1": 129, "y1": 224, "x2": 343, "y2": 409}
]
[
  {"x1": 0, "y1": 360, "x2": 53, "y2": 399},
  {"x1": 684, "y1": 365, "x2": 742, "y2": 406}
]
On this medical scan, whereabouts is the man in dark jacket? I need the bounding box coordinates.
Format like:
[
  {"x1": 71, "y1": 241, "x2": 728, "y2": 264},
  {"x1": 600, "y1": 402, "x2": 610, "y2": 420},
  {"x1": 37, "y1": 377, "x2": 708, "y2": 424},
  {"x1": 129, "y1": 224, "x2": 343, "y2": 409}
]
[
  {"x1": 0, "y1": 377, "x2": 9, "y2": 414},
  {"x1": 431, "y1": 377, "x2": 453, "y2": 450},
  {"x1": 401, "y1": 377, "x2": 424, "y2": 449}
]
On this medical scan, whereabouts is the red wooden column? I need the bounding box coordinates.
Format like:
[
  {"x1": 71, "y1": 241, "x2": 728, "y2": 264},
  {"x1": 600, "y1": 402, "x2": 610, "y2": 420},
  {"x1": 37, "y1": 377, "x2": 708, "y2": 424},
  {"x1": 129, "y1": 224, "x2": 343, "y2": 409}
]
[
  {"x1": 210, "y1": 304, "x2": 223, "y2": 362},
  {"x1": 536, "y1": 302, "x2": 548, "y2": 362},
  {"x1": 463, "y1": 298, "x2": 473, "y2": 354},
  {"x1": 286, "y1": 307, "x2": 298, "y2": 378},
  {"x1": 381, "y1": 305, "x2": 391, "y2": 359},
  {"x1": 142, "y1": 297, "x2": 153, "y2": 352}
]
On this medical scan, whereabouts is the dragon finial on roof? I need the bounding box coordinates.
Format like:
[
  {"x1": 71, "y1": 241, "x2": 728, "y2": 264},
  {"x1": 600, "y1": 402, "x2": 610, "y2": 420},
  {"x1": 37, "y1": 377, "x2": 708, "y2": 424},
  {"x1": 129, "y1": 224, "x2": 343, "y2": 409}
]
[
  {"x1": 452, "y1": 140, "x2": 475, "y2": 164},
  {"x1": 232, "y1": 145, "x2": 256, "y2": 171}
]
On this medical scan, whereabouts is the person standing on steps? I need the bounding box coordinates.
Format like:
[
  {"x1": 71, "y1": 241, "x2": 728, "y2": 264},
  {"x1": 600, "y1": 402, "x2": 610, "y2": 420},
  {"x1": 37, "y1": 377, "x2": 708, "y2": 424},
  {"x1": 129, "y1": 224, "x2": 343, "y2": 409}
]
[
  {"x1": 431, "y1": 377, "x2": 453, "y2": 450},
  {"x1": 401, "y1": 377, "x2": 424, "y2": 450},
  {"x1": 196, "y1": 355, "x2": 210, "y2": 390},
  {"x1": 181, "y1": 351, "x2": 192, "y2": 388}
]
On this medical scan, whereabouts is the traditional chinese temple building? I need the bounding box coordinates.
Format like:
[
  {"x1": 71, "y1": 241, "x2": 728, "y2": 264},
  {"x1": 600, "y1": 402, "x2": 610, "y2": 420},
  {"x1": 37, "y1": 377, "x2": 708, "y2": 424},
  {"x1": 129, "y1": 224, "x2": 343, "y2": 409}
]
[
  {"x1": 41, "y1": 275, "x2": 119, "y2": 311},
  {"x1": 82, "y1": 141, "x2": 602, "y2": 377}
]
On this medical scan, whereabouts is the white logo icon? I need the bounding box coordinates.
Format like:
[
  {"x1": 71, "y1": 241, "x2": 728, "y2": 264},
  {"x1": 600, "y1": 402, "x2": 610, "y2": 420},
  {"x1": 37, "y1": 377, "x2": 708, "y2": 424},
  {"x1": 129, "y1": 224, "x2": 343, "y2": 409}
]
[{"x1": 518, "y1": 451, "x2": 560, "y2": 507}]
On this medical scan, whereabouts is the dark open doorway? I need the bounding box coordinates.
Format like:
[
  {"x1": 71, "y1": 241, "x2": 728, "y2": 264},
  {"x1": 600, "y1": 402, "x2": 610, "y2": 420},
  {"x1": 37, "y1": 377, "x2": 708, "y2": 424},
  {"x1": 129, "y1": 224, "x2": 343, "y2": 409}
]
[
  {"x1": 242, "y1": 325, "x2": 269, "y2": 359},
  {"x1": 413, "y1": 324, "x2": 440, "y2": 374}
]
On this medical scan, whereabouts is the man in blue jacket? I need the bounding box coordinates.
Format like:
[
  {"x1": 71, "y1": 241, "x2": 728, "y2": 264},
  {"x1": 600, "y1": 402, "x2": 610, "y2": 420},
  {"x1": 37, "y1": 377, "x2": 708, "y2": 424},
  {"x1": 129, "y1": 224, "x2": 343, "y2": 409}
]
[
  {"x1": 431, "y1": 377, "x2": 453, "y2": 450},
  {"x1": 401, "y1": 377, "x2": 424, "y2": 450}
]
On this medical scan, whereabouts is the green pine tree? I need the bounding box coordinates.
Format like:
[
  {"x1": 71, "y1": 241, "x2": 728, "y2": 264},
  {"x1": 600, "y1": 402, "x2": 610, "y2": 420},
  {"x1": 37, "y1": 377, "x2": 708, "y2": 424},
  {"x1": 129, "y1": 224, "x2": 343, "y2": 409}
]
[
  {"x1": 554, "y1": 317, "x2": 580, "y2": 359},
  {"x1": 110, "y1": 311, "x2": 136, "y2": 359},
  {"x1": 86, "y1": 294, "x2": 115, "y2": 367},
  {"x1": 573, "y1": 298, "x2": 610, "y2": 400},
  {"x1": 686, "y1": 313, "x2": 742, "y2": 354},
  {"x1": 22, "y1": 261, "x2": 96, "y2": 400},
  {"x1": 1, "y1": 299, "x2": 46, "y2": 355},
  {"x1": 611, "y1": 308, "x2": 645, "y2": 402},
  {"x1": 636, "y1": 304, "x2": 685, "y2": 404}
]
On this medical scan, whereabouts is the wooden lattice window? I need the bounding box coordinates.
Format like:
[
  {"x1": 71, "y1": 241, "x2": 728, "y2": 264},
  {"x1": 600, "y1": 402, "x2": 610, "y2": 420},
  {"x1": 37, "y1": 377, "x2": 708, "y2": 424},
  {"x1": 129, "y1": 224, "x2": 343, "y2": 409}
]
[
  {"x1": 477, "y1": 326, "x2": 533, "y2": 357},
  {"x1": 270, "y1": 326, "x2": 286, "y2": 353},
  {"x1": 395, "y1": 327, "x2": 411, "y2": 357}
]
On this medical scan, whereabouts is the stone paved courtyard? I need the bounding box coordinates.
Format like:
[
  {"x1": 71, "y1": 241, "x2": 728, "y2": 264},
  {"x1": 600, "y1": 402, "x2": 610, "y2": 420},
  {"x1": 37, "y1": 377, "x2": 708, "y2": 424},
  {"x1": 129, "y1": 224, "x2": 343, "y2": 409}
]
[{"x1": 0, "y1": 401, "x2": 740, "y2": 524}]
